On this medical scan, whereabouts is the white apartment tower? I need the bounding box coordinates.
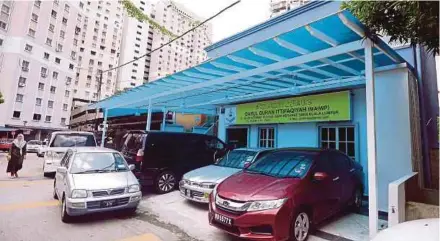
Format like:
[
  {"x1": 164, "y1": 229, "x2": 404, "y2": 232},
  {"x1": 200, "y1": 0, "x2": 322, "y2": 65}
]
[
  {"x1": 118, "y1": 0, "x2": 213, "y2": 90},
  {"x1": 270, "y1": 0, "x2": 309, "y2": 17},
  {"x1": 73, "y1": 0, "x2": 124, "y2": 104},
  {"x1": 0, "y1": 0, "x2": 79, "y2": 138}
]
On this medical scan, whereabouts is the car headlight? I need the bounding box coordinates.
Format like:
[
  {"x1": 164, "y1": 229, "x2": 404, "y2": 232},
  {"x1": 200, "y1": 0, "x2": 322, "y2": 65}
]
[
  {"x1": 71, "y1": 189, "x2": 88, "y2": 199},
  {"x1": 45, "y1": 151, "x2": 54, "y2": 158},
  {"x1": 247, "y1": 198, "x2": 287, "y2": 212},
  {"x1": 200, "y1": 182, "x2": 217, "y2": 189},
  {"x1": 128, "y1": 184, "x2": 140, "y2": 193}
]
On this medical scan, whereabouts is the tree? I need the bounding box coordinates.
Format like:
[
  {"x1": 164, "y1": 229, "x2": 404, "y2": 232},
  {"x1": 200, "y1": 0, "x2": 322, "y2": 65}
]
[
  {"x1": 122, "y1": 0, "x2": 177, "y2": 38},
  {"x1": 0, "y1": 91, "x2": 4, "y2": 104},
  {"x1": 342, "y1": 1, "x2": 439, "y2": 55}
]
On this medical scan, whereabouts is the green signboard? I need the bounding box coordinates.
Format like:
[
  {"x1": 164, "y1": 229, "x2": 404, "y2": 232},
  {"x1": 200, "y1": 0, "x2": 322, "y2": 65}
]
[{"x1": 236, "y1": 91, "x2": 351, "y2": 125}]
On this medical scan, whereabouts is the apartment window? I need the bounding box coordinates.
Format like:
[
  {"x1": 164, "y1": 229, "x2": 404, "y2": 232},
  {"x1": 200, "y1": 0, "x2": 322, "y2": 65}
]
[
  {"x1": 31, "y1": 13, "x2": 39, "y2": 22},
  {"x1": 33, "y1": 114, "x2": 41, "y2": 121},
  {"x1": 259, "y1": 127, "x2": 276, "y2": 148},
  {"x1": 61, "y1": 118, "x2": 66, "y2": 125},
  {"x1": 80, "y1": 47, "x2": 84, "y2": 52},
  {"x1": 49, "y1": 24, "x2": 55, "y2": 32},
  {"x1": 86, "y1": 83, "x2": 91, "y2": 88},
  {"x1": 50, "y1": 86, "x2": 56, "y2": 93},
  {"x1": 52, "y1": 71, "x2": 58, "y2": 79},
  {"x1": 55, "y1": 58, "x2": 61, "y2": 64},
  {"x1": 28, "y1": 29, "x2": 36, "y2": 37},
  {"x1": 13, "y1": 111, "x2": 21, "y2": 119},
  {"x1": 48, "y1": 100, "x2": 54, "y2": 108},
  {"x1": 73, "y1": 39, "x2": 78, "y2": 46},
  {"x1": 97, "y1": 61, "x2": 102, "y2": 66},
  {"x1": 34, "y1": 0, "x2": 41, "y2": 8},
  {"x1": 63, "y1": 104, "x2": 68, "y2": 111},
  {"x1": 79, "y1": 2, "x2": 84, "y2": 8},
  {"x1": 40, "y1": 67, "x2": 47, "y2": 76},
  {"x1": 66, "y1": 77, "x2": 72, "y2": 85},
  {"x1": 0, "y1": 38, "x2": 3, "y2": 46},
  {"x1": 0, "y1": 21, "x2": 6, "y2": 30},
  {"x1": 38, "y1": 83, "x2": 44, "y2": 90},
  {"x1": 62, "y1": 17, "x2": 68, "y2": 25},
  {"x1": 69, "y1": 64, "x2": 74, "y2": 70},
  {"x1": 16, "y1": 94, "x2": 24, "y2": 102},
  {"x1": 22, "y1": 60, "x2": 29, "y2": 71},
  {"x1": 43, "y1": 52, "x2": 50, "y2": 60},
  {"x1": 320, "y1": 126, "x2": 356, "y2": 161},
  {"x1": 134, "y1": 50, "x2": 139, "y2": 54},
  {"x1": 46, "y1": 38, "x2": 52, "y2": 46},
  {"x1": 54, "y1": 0, "x2": 59, "y2": 5},
  {"x1": 18, "y1": 77, "x2": 26, "y2": 86},
  {"x1": 45, "y1": 115, "x2": 52, "y2": 122},
  {"x1": 56, "y1": 44, "x2": 63, "y2": 52},
  {"x1": 65, "y1": 90, "x2": 70, "y2": 97},
  {"x1": 64, "y1": 4, "x2": 70, "y2": 12},
  {"x1": 36, "y1": 98, "x2": 42, "y2": 106},
  {"x1": 85, "y1": 91, "x2": 90, "y2": 96},
  {"x1": 89, "y1": 59, "x2": 94, "y2": 65},
  {"x1": 51, "y1": 10, "x2": 57, "y2": 19},
  {"x1": 60, "y1": 30, "x2": 65, "y2": 38}
]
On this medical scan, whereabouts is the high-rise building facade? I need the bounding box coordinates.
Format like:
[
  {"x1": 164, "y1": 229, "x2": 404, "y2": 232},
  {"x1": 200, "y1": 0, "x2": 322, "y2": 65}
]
[
  {"x1": 270, "y1": 0, "x2": 309, "y2": 17},
  {"x1": 117, "y1": 0, "x2": 213, "y2": 90},
  {"x1": 0, "y1": 0, "x2": 79, "y2": 138},
  {"x1": 73, "y1": 0, "x2": 124, "y2": 104}
]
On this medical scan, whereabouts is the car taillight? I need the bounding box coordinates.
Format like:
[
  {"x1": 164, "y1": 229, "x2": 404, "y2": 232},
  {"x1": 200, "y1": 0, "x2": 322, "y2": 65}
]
[{"x1": 136, "y1": 149, "x2": 144, "y2": 163}]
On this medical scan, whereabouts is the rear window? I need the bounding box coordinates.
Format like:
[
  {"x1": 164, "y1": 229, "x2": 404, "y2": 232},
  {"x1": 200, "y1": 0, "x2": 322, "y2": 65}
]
[
  {"x1": 216, "y1": 150, "x2": 257, "y2": 169},
  {"x1": 28, "y1": 140, "x2": 42, "y2": 145},
  {"x1": 124, "y1": 133, "x2": 145, "y2": 150},
  {"x1": 246, "y1": 151, "x2": 315, "y2": 178},
  {"x1": 50, "y1": 134, "x2": 96, "y2": 147}
]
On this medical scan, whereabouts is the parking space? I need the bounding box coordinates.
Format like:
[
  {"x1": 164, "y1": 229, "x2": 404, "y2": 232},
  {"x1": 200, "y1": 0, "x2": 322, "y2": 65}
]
[{"x1": 0, "y1": 153, "x2": 386, "y2": 241}]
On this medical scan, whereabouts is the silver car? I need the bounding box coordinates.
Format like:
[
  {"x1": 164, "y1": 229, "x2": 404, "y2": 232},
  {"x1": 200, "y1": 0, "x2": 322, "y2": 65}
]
[
  {"x1": 26, "y1": 140, "x2": 42, "y2": 153},
  {"x1": 179, "y1": 148, "x2": 271, "y2": 203},
  {"x1": 53, "y1": 147, "x2": 142, "y2": 223}
]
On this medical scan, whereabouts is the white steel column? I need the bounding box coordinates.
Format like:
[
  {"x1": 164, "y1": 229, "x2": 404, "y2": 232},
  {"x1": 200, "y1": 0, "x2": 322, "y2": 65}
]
[
  {"x1": 161, "y1": 108, "x2": 167, "y2": 131},
  {"x1": 145, "y1": 99, "x2": 152, "y2": 131},
  {"x1": 365, "y1": 38, "x2": 379, "y2": 238},
  {"x1": 100, "y1": 108, "x2": 108, "y2": 147}
]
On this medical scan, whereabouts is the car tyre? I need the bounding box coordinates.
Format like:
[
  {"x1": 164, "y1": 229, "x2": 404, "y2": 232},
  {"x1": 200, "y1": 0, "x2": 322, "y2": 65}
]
[
  {"x1": 61, "y1": 197, "x2": 72, "y2": 223},
  {"x1": 155, "y1": 171, "x2": 176, "y2": 194},
  {"x1": 350, "y1": 187, "x2": 363, "y2": 213},
  {"x1": 290, "y1": 210, "x2": 311, "y2": 241},
  {"x1": 125, "y1": 207, "x2": 137, "y2": 216},
  {"x1": 53, "y1": 181, "x2": 58, "y2": 200}
]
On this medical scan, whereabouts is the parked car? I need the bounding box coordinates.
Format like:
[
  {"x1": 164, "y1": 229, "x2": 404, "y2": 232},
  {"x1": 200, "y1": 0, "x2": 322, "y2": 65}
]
[
  {"x1": 0, "y1": 139, "x2": 12, "y2": 152},
  {"x1": 43, "y1": 131, "x2": 97, "y2": 177},
  {"x1": 53, "y1": 147, "x2": 141, "y2": 223},
  {"x1": 209, "y1": 148, "x2": 364, "y2": 241},
  {"x1": 37, "y1": 141, "x2": 47, "y2": 157},
  {"x1": 180, "y1": 148, "x2": 270, "y2": 203},
  {"x1": 372, "y1": 218, "x2": 439, "y2": 241},
  {"x1": 27, "y1": 140, "x2": 42, "y2": 153},
  {"x1": 119, "y1": 131, "x2": 229, "y2": 194}
]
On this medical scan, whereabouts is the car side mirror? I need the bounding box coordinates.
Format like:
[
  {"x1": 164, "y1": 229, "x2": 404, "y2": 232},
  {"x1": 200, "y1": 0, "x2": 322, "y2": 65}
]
[
  {"x1": 128, "y1": 164, "x2": 135, "y2": 171},
  {"x1": 313, "y1": 172, "x2": 328, "y2": 181},
  {"x1": 57, "y1": 167, "x2": 67, "y2": 173},
  {"x1": 243, "y1": 161, "x2": 251, "y2": 169}
]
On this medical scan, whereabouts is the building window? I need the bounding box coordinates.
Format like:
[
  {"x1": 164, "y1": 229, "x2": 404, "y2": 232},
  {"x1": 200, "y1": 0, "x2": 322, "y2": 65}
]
[
  {"x1": 259, "y1": 127, "x2": 276, "y2": 148},
  {"x1": 38, "y1": 82, "x2": 44, "y2": 90},
  {"x1": 48, "y1": 24, "x2": 54, "y2": 32},
  {"x1": 50, "y1": 86, "x2": 56, "y2": 93},
  {"x1": 69, "y1": 64, "x2": 74, "y2": 70},
  {"x1": 52, "y1": 71, "x2": 58, "y2": 79},
  {"x1": 36, "y1": 98, "x2": 42, "y2": 106},
  {"x1": 56, "y1": 43, "x2": 63, "y2": 52},
  {"x1": 61, "y1": 118, "x2": 66, "y2": 125},
  {"x1": 51, "y1": 10, "x2": 57, "y2": 19},
  {"x1": 16, "y1": 94, "x2": 24, "y2": 102},
  {"x1": 48, "y1": 100, "x2": 54, "y2": 108},
  {"x1": 65, "y1": 90, "x2": 70, "y2": 97},
  {"x1": 34, "y1": 0, "x2": 41, "y2": 8},
  {"x1": 21, "y1": 60, "x2": 30, "y2": 71},
  {"x1": 45, "y1": 115, "x2": 52, "y2": 122},
  {"x1": 46, "y1": 38, "x2": 52, "y2": 46},
  {"x1": 33, "y1": 113, "x2": 41, "y2": 121},
  {"x1": 60, "y1": 30, "x2": 65, "y2": 39},
  {"x1": 0, "y1": 38, "x2": 3, "y2": 46},
  {"x1": 24, "y1": 44, "x2": 33, "y2": 52},
  {"x1": 64, "y1": 4, "x2": 70, "y2": 12},
  {"x1": 13, "y1": 111, "x2": 21, "y2": 119},
  {"x1": 320, "y1": 126, "x2": 356, "y2": 161},
  {"x1": 40, "y1": 67, "x2": 47, "y2": 77},
  {"x1": 28, "y1": 28, "x2": 36, "y2": 37},
  {"x1": 0, "y1": 21, "x2": 6, "y2": 30},
  {"x1": 44, "y1": 52, "x2": 50, "y2": 60},
  {"x1": 55, "y1": 58, "x2": 61, "y2": 64},
  {"x1": 31, "y1": 13, "x2": 38, "y2": 22},
  {"x1": 18, "y1": 77, "x2": 26, "y2": 86},
  {"x1": 62, "y1": 17, "x2": 67, "y2": 25},
  {"x1": 63, "y1": 104, "x2": 68, "y2": 111}
]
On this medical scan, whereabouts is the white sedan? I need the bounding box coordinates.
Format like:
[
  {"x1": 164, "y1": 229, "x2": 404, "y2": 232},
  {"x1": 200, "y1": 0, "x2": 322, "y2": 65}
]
[{"x1": 372, "y1": 218, "x2": 439, "y2": 241}]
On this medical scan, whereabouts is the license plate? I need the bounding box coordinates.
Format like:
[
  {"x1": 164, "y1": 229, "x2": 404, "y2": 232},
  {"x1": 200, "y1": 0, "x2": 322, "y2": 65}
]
[
  {"x1": 101, "y1": 200, "x2": 115, "y2": 207},
  {"x1": 204, "y1": 192, "x2": 209, "y2": 198},
  {"x1": 214, "y1": 213, "x2": 232, "y2": 226}
]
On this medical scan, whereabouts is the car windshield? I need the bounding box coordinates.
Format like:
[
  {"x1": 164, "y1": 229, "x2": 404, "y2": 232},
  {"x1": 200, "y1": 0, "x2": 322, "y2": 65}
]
[
  {"x1": 215, "y1": 150, "x2": 258, "y2": 169},
  {"x1": 246, "y1": 151, "x2": 315, "y2": 178},
  {"x1": 50, "y1": 134, "x2": 96, "y2": 147},
  {"x1": 28, "y1": 140, "x2": 41, "y2": 145},
  {"x1": 70, "y1": 152, "x2": 129, "y2": 174}
]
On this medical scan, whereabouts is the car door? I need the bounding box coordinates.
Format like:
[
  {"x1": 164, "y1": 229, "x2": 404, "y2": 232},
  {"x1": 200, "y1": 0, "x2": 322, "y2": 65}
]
[
  {"x1": 310, "y1": 151, "x2": 342, "y2": 221},
  {"x1": 56, "y1": 150, "x2": 72, "y2": 198},
  {"x1": 332, "y1": 151, "x2": 357, "y2": 205}
]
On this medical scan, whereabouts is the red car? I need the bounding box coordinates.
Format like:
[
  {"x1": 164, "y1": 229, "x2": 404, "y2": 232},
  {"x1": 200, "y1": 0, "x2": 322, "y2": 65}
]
[
  {"x1": 208, "y1": 148, "x2": 364, "y2": 241},
  {"x1": 0, "y1": 139, "x2": 12, "y2": 152}
]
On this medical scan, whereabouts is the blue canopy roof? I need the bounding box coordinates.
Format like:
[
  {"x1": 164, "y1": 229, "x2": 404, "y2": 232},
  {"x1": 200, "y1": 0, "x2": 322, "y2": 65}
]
[{"x1": 92, "y1": 10, "x2": 405, "y2": 114}]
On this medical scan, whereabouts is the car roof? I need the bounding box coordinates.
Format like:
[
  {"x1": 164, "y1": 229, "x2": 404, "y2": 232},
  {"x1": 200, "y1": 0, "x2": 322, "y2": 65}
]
[
  {"x1": 125, "y1": 130, "x2": 214, "y2": 137},
  {"x1": 235, "y1": 147, "x2": 272, "y2": 152},
  {"x1": 70, "y1": 147, "x2": 118, "y2": 153},
  {"x1": 268, "y1": 147, "x2": 325, "y2": 154},
  {"x1": 52, "y1": 131, "x2": 95, "y2": 135}
]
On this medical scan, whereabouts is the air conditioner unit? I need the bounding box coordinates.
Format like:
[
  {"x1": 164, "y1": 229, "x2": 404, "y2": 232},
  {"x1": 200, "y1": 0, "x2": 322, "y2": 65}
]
[{"x1": 22, "y1": 67, "x2": 29, "y2": 72}]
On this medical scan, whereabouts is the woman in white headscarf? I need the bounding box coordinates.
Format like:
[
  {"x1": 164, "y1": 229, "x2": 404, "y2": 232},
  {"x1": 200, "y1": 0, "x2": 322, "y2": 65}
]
[{"x1": 6, "y1": 134, "x2": 27, "y2": 178}]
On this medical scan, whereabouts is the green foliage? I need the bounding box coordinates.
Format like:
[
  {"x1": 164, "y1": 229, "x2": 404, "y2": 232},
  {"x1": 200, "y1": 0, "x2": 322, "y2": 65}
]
[
  {"x1": 122, "y1": 0, "x2": 177, "y2": 38},
  {"x1": 342, "y1": 1, "x2": 439, "y2": 55},
  {"x1": 0, "y1": 91, "x2": 4, "y2": 104}
]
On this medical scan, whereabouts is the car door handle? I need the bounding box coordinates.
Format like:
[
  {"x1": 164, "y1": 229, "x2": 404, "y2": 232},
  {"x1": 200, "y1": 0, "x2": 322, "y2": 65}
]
[
  {"x1": 333, "y1": 176, "x2": 340, "y2": 181},
  {"x1": 349, "y1": 168, "x2": 355, "y2": 173}
]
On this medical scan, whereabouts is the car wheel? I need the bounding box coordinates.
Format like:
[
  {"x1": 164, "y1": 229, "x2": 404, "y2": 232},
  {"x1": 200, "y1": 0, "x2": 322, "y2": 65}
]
[
  {"x1": 351, "y1": 188, "x2": 363, "y2": 212},
  {"x1": 290, "y1": 210, "x2": 311, "y2": 241},
  {"x1": 61, "y1": 197, "x2": 72, "y2": 223},
  {"x1": 53, "y1": 181, "x2": 58, "y2": 200},
  {"x1": 125, "y1": 207, "x2": 137, "y2": 215},
  {"x1": 155, "y1": 171, "x2": 176, "y2": 194}
]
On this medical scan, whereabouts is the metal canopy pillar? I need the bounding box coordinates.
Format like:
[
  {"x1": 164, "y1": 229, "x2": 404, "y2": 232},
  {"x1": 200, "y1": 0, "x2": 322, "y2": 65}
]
[
  {"x1": 100, "y1": 108, "x2": 108, "y2": 147},
  {"x1": 365, "y1": 39, "x2": 379, "y2": 238},
  {"x1": 161, "y1": 108, "x2": 167, "y2": 131},
  {"x1": 145, "y1": 99, "x2": 152, "y2": 131}
]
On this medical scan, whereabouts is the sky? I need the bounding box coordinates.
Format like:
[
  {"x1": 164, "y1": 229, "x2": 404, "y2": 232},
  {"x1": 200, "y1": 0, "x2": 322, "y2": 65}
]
[{"x1": 150, "y1": 0, "x2": 272, "y2": 43}]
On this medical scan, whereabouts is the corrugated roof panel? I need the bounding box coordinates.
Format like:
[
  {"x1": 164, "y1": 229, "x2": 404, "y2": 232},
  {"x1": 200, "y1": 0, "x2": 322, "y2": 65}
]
[{"x1": 279, "y1": 27, "x2": 332, "y2": 52}]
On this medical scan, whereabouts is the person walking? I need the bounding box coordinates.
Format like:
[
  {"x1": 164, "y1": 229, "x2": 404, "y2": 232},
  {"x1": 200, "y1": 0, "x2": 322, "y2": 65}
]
[{"x1": 6, "y1": 134, "x2": 27, "y2": 178}]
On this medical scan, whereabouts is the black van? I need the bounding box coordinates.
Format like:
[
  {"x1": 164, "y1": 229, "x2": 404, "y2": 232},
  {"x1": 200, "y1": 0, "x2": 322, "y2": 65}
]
[{"x1": 119, "y1": 131, "x2": 229, "y2": 194}]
